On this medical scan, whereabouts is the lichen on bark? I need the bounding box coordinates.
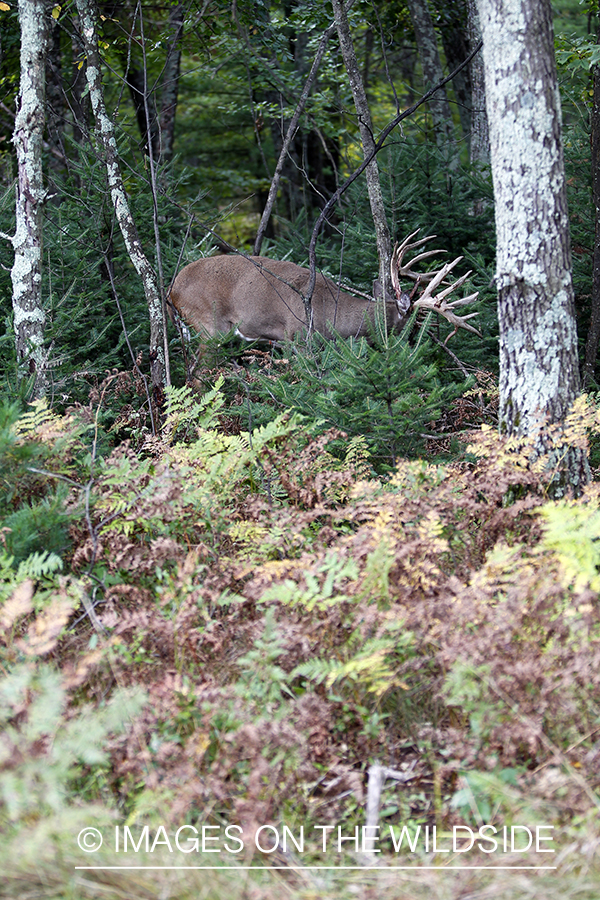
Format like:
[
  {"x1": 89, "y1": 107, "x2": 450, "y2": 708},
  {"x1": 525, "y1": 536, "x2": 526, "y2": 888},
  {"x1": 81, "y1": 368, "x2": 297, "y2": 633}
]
[
  {"x1": 478, "y1": 0, "x2": 587, "y2": 492},
  {"x1": 10, "y1": 0, "x2": 51, "y2": 397},
  {"x1": 75, "y1": 0, "x2": 165, "y2": 404}
]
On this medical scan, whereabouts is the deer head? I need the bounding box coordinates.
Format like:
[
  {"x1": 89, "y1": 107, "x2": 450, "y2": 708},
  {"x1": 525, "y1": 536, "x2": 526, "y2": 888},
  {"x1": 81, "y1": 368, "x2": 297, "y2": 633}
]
[
  {"x1": 390, "y1": 231, "x2": 481, "y2": 343},
  {"x1": 169, "y1": 234, "x2": 479, "y2": 346}
]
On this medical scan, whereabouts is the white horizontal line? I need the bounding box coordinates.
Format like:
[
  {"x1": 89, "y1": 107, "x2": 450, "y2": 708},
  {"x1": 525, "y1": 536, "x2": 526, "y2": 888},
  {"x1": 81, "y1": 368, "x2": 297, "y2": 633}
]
[{"x1": 75, "y1": 865, "x2": 558, "y2": 871}]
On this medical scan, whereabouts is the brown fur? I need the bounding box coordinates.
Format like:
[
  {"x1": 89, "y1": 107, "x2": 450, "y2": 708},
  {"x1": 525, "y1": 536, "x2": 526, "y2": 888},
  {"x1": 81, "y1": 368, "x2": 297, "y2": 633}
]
[{"x1": 169, "y1": 255, "x2": 408, "y2": 342}]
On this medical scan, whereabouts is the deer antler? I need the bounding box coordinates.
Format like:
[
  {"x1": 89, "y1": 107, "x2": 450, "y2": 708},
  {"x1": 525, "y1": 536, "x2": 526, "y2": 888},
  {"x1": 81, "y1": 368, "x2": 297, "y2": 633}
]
[
  {"x1": 391, "y1": 229, "x2": 446, "y2": 284},
  {"x1": 391, "y1": 231, "x2": 481, "y2": 341}
]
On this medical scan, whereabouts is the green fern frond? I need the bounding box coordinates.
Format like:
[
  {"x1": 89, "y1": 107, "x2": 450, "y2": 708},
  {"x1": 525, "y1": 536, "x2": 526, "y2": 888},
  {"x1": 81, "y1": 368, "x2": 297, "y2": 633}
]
[
  {"x1": 0, "y1": 550, "x2": 63, "y2": 603},
  {"x1": 293, "y1": 635, "x2": 410, "y2": 697},
  {"x1": 10, "y1": 399, "x2": 55, "y2": 438},
  {"x1": 163, "y1": 378, "x2": 226, "y2": 443},
  {"x1": 540, "y1": 497, "x2": 600, "y2": 592},
  {"x1": 260, "y1": 551, "x2": 359, "y2": 612}
]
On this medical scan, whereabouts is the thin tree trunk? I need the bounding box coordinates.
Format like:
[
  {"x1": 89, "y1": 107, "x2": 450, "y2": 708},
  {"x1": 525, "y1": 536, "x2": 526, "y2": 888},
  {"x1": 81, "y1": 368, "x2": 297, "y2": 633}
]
[
  {"x1": 362, "y1": 25, "x2": 374, "y2": 99},
  {"x1": 584, "y1": 8, "x2": 600, "y2": 387},
  {"x1": 8, "y1": 0, "x2": 50, "y2": 397},
  {"x1": 478, "y1": 0, "x2": 586, "y2": 490},
  {"x1": 158, "y1": 1, "x2": 184, "y2": 165},
  {"x1": 331, "y1": 0, "x2": 392, "y2": 304},
  {"x1": 125, "y1": 64, "x2": 159, "y2": 158},
  {"x1": 438, "y1": 2, "x2": 471, "y2": 143},
  {"x1": 406, "y1": 0, "x2": 455, "y2": 153},
  {"x1": 254, "y1": 20, "x2": 337, "y2": 256},
  {"x1": 75, "y1": 0, "x2": 165, "y2": 405},
  {"x1": 466, "y1": 0, "x2": 489, "y2": 166},
  {"x1": 45, "y1": 13, "x2": 67, "y2": 193}
]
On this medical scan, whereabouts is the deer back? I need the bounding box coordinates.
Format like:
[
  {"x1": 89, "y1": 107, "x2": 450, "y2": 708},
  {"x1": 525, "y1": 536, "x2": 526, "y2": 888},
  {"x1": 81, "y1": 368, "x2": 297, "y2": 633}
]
[{"x1": 169, "y1": 255, "x2": 404, "y2": 341}]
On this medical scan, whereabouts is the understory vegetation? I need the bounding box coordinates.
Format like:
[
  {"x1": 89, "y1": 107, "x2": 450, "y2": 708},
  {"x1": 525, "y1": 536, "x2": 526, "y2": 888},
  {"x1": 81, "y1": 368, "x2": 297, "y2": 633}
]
[{"x1": 2, "y1": 387, "x2": 600, "y2": 898}]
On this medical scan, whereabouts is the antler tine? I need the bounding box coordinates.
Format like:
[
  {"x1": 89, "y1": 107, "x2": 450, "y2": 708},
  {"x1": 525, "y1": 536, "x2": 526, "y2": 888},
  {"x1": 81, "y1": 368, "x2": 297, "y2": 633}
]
[
  {"x1": 411, "y1": 257, "x2": 481, "y2": 337},
  {"x1": 394, "y1": 228, "x2": 435, "y2": 254},
  {"x1": 408, "y1": 256, "x2": 461, "y2": 297},
  {"x1": 442, "y1": 290, "x2": 480, "y2": 308},
  {"x1": 405, "y1": 250, "x2": 448, "y2": 281},
  {"x1": 440, "y1": 312, "x2": 480, "y2": 338},
  {"x1": 392, "y1": 231, "x2": 447, "y2": 284},
  {"x1": 392, "y1": 234, "x2": 481, "y2": 339},
  {"x1": 416, "y1": 297, "x2": 481, "y2": 336},
  {"x1": 430, "y1": 267, "x2": 472, "y2": 302}
]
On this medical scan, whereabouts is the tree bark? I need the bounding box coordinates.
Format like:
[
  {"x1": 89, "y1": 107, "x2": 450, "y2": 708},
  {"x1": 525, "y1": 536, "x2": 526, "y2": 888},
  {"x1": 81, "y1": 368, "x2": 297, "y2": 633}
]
[
  {"x1": 584, "y1": 8, "x2": 600, "y2": 387},
  {"x1": 45, "y1": 12, "x2": 67, "y2": 190},
  {"x1": 75, "y1": 0, "x2": 165, "y2": 405},
  {"x1": 253, "y1": 20, "x2": 337, "y2": 256},
  {"x1": 9, "y1": 0, "x2": 51, "y2": 397},
  {"x1": 406, "y1": 0, "x2": 455, "y2": 153},
  {"x1": 158, "y1": 1, "x2": 184, "y2": 165},
  {"x1": 477, "y1": 0, "x2": 586, "y2": 489},
  {"x1": 331, "y1": 0, "x2": 392, "y2": 304},
  {"x1": 466, "y1": 0, "x2": 489, "y2": 166},
  {"x1": 438, "y1": 1, "x2": 472, "y2": 143}
]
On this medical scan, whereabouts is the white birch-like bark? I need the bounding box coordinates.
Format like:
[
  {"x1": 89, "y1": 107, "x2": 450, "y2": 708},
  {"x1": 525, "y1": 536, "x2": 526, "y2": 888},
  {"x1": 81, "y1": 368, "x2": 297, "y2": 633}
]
[
  {"x1": 331, "y1": 0, "x2": 392, "y2": 305},
  {"x1": 584, "y1": 8, "x2": 600, "y2": 387},
  {"x1": 478, "y1": 0, "x2": 586, "y2": 486},
  {"x1": 9, "y1": 0, "x2": 51, "y2": 397},
  {"x1": 75, "y1": 0, "x2": 165, "y2": 399}
]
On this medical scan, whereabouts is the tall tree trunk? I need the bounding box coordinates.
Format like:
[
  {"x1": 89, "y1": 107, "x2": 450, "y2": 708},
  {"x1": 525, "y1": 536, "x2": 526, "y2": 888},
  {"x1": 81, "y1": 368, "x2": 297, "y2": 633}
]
[
  {"x1": 478, "y1": 0, "x2": 586, "y2": 490},
  {"x1": 406, "y1": 0, "x2": 455, "y2": 153},
  {"x1": 75, "y1": 0, "x2": 166, "y2": 406},
  {"x1": 584, "y1": 8, "x2": 600, "y2": 387},
  {"x1": 8, "y1": 0, "x2": 50, "y2": 397},
  {"x1": 124, "y1": 63, "x2": 159, "y2": 158},
  {"x1": 254, "y1": 20, "x2": 337, "y2": 256},
  {"x1": 331, "y1": 0, "x2": 392, "y2": 304},
  {"x1": 45, "y1": 13, "x2": 67, "y2": 192},
  {"x1": 438, "y1": 1, "x2": 472, "y2": 143},
  {"x1": 466, "y1": 0, "x2": 489, "y2": 166},
  {"x1": 158, "y1": 1, "x2": 184, "y2": 165}
]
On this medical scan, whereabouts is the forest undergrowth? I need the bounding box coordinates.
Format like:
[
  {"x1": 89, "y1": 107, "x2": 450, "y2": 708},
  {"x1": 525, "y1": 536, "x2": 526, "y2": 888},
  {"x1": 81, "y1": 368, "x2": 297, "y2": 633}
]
[{"x1": 1, "y1": 377, "x2": 600, "y2": 900}]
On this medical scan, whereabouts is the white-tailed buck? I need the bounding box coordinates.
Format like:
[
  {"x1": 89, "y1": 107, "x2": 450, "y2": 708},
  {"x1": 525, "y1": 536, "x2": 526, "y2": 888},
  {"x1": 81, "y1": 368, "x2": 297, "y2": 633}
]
[{"x1": 169, "y1": 232, "x2": 480, "y2": 346}]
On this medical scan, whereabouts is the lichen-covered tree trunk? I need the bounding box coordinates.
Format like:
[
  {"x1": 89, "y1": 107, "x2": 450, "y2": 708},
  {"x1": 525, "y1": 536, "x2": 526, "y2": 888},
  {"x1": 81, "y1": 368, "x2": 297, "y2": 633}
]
[
  {"x1": 75, "y1": 0, "x2": 165, "y2": 402},
  {"x1": 9, "y1": 0, "x2": 51, "y2": 398},
  {"x1": 478, "y1": 0, "x2": 586, "y2": 489},
  {"x1": 331, "y1": 0, "x2": 392, "y2": 303},
  {"x1": 406, "y1": 0, "x2": 455, "y2": 152},
  {"x1": 584, "y1": 7, "x2": 600, "y2": 387}
]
